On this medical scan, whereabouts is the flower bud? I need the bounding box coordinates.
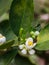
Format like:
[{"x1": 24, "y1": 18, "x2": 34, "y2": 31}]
[
  {"x1": 21, "y1": 49, "x2": 27, "y2": 54},
  {"x1": 35, "y1": 31, "x2": 39, "y2": 36}
]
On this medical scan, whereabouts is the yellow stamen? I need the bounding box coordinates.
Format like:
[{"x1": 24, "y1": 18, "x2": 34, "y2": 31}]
[{"x1": 28, "y1": 41, "x2": 33, "y2": 46}]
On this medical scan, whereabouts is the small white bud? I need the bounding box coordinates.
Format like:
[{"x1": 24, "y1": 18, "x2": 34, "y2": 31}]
[
  {"x1": 0, "y1": 36, "x2": 6, "y2": 44},
  {"x1": 28, "y1": 49, "x2": 35, "y2": 55},
  {"x1": 35, "y1": 31, "x2": 39, "y2": 36},
  {"x1": 19, "y1": 44, "x2": 24, "y2": 49},
  {"x1": 21, "y1": 49, "x2": 27, "y2": 54}
]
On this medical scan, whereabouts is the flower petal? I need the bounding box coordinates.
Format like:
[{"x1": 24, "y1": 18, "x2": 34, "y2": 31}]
[
  {"x1": 28, "y1": 49, "x2": 35, "y2": 55},
  {"x1": 25, "y1": 37, "x2": 33, "y2": 49},
  {"x1": 26, "y1": 37, "x2": 33, "y2": 42},
  {"x1": 32, "y1": 43, "x2": 37, "y2": 48},
  {"x1": 19, "y1": 44, "x2": 24, "y2": 49},
  {"x1": 26, "y1": 45, "x2": 33, "y2": 49},
  {"x1": 21, "y1": 49, "x2": 27, "y2": 54},
  {"x1": 0, "y1": 36, "x2": 6, "y2": 44}
]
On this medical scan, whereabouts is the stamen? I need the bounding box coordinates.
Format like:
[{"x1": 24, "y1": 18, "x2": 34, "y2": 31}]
[{"x1": 28, "y1": 41, "x2": 33, "y2": 46}]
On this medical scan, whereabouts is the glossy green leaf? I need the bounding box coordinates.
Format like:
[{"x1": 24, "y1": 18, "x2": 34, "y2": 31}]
[
  {"x1": 35, "y1": 24, "x2": 49, "y2": 50},
  {"x1": 15, "y1": 54, "x2": 34, "y2": 65},
  {"x1": 0, "y1": 48, "x2": 17, "y2": 65},
  {"x1": 0, "y1": 40, "x2": 14, "y2": 50},
  {"x1": 9, "y1": 0, "x2": 34, "y2": 36},
  {"x1": 0, "y1": 0, "x2": 13, "y2": 16}
]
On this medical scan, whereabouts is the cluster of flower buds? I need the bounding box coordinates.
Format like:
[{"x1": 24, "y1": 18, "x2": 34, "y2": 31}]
[
  {"x1": 30, "y1": 31, "x2": 39, "y2": 38},
  {"x1": 19, "y1": 31, "x2": 39, "y2": 55},
  {"x1": 0, "y1": 34, "x2": 6, "y2": 45}
]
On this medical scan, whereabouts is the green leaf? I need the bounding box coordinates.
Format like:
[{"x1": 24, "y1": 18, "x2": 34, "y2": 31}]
[
  {"x1": 0, "y1": 13, "x2": 9, "y2": 22},
  {"x1": 0, "y1": 20, "x2": 17, "y2": 49},
  {"x1": 0, "y1": 40, "x2": 14, "y2": 50},
  {"x1": 0, "y1": 47, "x2": 17, "y2": 65},
  {"x1": 37, "y1": 24, "x2": 49, "y2": 43},
  {"x1": 35, "y1": 24, "x2": 49, "y2": 50},
  {"x1": 0, "y1": 20, "x2": 16, "y2": 41},
  {"x1": 35, "y1": 40, "x2": 49, "y2": 51},
  {"x1": 9, "y1": 0, "x2": 34, "y2": 36},
  {"x1": 15, "y1": 54, "x2": 34, "y2": 65},
  {"x1": 0, "y1": 0, "x2": 13, "y2": 16}
]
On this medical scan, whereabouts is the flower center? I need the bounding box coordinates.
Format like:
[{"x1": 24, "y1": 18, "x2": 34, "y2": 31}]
[{"x1": 28, "y1": 41, "x2": 33, "y2": 46}]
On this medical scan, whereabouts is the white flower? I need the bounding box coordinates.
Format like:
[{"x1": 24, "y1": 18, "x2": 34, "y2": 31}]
[
  {"x1": 19, "y1": 37, "x2": 36, "y2": 55},
  {"x1": 0, "y1": 34, "x2": 6, "y2": 44},
  {"x1": 25, "y1": 37, "x2": 36, "y2": 49},
  {"x1": 28, "y1": 49, "x2": 35, "y2": 55},
  {"x1": 19, "y1": 44, "x2": 25, "y2": 49},
  {"x1": 21, "y1": 49, "x2": 27, "y2": 54},
  {"x1": 35, "y1": 31, "x2": 39, "y2": 36}
]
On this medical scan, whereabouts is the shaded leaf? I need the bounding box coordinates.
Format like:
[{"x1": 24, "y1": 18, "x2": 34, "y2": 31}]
[
  {"x1": 15, "y1": 54, "x2": 34, "y2": 65},
  {"x1": 0, "y1": 20, "x2": 16, "y2": 41},
  {"x1": 9, "y1": 0, "x2": 34, "y2": 36},
  {"x1": 0, "y1": 47, "x2": 17, "y2": 65},
  {"x1": 0, "y1": 40, "x2": 15, "y2": 50}
]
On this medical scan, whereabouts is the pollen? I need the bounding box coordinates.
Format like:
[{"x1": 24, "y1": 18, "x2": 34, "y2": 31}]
[{"x1": 28, "y1": 41, "x2": 33, "y2": 46}]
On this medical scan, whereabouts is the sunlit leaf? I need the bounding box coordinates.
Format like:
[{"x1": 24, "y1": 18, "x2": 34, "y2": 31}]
[
  {"x1": 35, "y1": 24, "x2": 49, "y2": 50},
  {"x1": 37, "y1": 24, "x2": 49, "y2": 43},
  {"x1": 35, "y1": 40, "x2": 49, "y2": 51}
]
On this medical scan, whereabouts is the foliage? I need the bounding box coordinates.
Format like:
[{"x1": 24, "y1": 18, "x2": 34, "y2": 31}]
[{"x1": 0, "y1": 0, "x2": 49, "y2": 65}]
